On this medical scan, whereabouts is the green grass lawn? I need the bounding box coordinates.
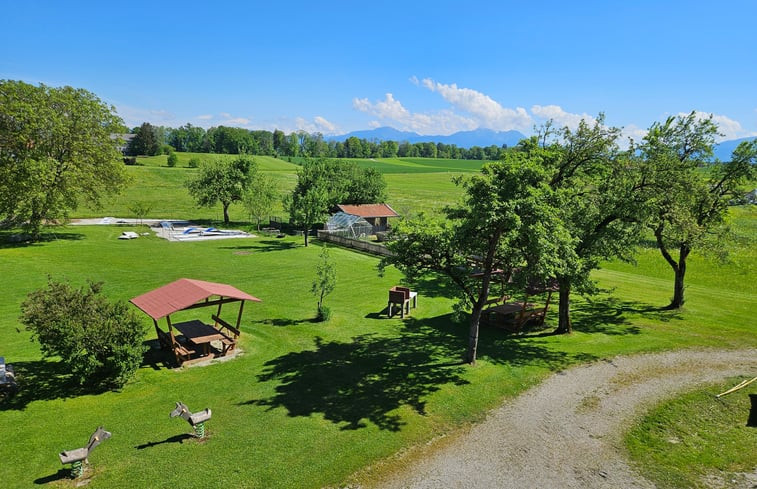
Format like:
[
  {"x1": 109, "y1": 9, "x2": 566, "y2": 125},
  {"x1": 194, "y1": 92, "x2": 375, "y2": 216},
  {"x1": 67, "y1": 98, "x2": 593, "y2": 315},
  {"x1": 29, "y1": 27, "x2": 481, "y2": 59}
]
[
  {"x1": 1, "y1": 155, "x2": 755, "y2": 488},
  {"x1": 626, "y1": 379, "x2": 757, "y2": 488}
]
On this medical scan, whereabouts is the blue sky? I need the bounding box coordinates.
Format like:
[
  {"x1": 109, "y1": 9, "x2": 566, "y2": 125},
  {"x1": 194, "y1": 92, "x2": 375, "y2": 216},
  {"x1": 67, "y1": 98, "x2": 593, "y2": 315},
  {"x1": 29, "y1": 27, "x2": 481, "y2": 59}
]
[{"x1": 2, "y1": 0, "x2": 756, "y2": 140}]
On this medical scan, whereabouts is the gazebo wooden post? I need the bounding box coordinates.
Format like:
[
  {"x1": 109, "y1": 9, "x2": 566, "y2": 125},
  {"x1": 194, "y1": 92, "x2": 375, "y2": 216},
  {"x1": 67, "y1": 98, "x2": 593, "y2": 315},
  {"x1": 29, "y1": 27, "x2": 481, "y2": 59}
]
[
  {"x1": 235, "y1": 300, "x2": 245, "y2": 331},
  {"x1": 166, "y1": 315, "x2": 178, "y2": 356},
  {"x1": 214, "y1": 297, "x2": 224, "y2": 328}
]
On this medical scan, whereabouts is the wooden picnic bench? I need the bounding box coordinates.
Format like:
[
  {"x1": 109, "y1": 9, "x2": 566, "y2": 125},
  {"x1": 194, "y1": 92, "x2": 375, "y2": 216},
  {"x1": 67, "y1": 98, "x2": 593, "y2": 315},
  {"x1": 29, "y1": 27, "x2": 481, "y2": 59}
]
[
  {"x1": 387, "y1": 286, "x2": 417, "y2": 318},
  {"x1": 212, "y1": 314, "x2": 240, "y2": 355}
]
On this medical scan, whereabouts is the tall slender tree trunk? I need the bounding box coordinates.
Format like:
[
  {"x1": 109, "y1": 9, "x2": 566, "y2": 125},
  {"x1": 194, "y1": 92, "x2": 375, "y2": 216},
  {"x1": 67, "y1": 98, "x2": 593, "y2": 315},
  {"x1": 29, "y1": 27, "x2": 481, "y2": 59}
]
[
  {"x1": 304, "y1": 227, "x2": 309, "y2": 247},
  {"x1": 466, "y1": 306, "x2": 483, "y2": 365},
  {"x1": 668, "y1": 246, "x2": 690, "y2": 309},
  {"x1": 554, "y1": 278, "x2": 572, "y2": 334}
]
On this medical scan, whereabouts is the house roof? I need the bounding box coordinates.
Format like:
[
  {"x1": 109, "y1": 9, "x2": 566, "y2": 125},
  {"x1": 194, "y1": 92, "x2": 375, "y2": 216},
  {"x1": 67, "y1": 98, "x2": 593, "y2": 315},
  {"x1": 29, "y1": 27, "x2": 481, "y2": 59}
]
[
  {"x1": 336, "y1": 203, "x2": 399, "y2": 218},
  {"x1": 130, "y1": 278, "x2": 260, "y2": 320}
]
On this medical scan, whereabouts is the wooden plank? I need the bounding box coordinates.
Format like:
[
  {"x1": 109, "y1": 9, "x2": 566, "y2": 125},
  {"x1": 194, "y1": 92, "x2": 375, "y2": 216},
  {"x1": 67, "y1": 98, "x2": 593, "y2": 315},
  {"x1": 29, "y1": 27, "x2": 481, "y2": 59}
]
[
  {"x1": 211, "y1": 314, "x2": 240, "y2": 337},
  {"x1": 182, "y1": 297, "x2": 244, "y2": 311}
]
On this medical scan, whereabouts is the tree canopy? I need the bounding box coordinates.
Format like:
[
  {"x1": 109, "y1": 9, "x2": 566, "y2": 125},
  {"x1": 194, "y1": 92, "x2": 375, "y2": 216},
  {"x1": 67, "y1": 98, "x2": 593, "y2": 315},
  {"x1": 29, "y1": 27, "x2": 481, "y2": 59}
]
[
  {"x1": 20, "y1": 278, "x2": 147, "y2": 388},
  {"x1": 285, "y1": 158, "x2": 387, "y2": 246},
  {"x1": 185, "y1": 155, "x2": 256, "y2": 224},
  {"x1": 382, "y1": 152, "x2": 573, "y2": 363},
  {"x1": 0, "y1": 80, "x2": 128, "y2": 239},
  {"x1": 640, "y1": 112, "x2": 757, "y2": 308}
]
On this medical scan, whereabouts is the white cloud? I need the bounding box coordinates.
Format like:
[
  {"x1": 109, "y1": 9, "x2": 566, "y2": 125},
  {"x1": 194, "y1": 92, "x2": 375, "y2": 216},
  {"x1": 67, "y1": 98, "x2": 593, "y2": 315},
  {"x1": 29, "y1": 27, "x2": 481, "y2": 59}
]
[
  {"x1": 221, "y1": 117, "x2": 251, "y2": 125},
  {"x1": 219, "y1": 112, "x2": 232, "y2": 119},
  {"x1": 421, "y1": 78, "x2": 532, "y2": 131},
  {"x1": 314, "y1": 116, "x2": 336, "y2": 133},
  {"x1": 409, "y1": 75, "x2": 420, "y2": 86},
  {"x1": 352, "y1": 93, "x2": 477, "y2": 135},
  {"x1": 368, "y1": 120, "x2": 381, "y2": 128},
  {"x1": 620, "y1": 123, "x2": 648, "y2": 145},
  {"x1": 531, "y1": 105, "x2": 596, "y2": 130},
  {"x1": 196, "y1": 114, "x2": 213, "y2": 120},
  {"x1": 679, "y1": 111, "x2": 757, "y2": 141}
]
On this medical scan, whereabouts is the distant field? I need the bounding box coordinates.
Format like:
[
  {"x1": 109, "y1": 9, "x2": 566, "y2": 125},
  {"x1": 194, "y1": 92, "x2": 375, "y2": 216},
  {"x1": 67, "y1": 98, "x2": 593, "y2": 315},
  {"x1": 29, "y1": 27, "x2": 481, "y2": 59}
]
[{"x1": 85, "y1": 153, "x2": 469, "y2": 221}]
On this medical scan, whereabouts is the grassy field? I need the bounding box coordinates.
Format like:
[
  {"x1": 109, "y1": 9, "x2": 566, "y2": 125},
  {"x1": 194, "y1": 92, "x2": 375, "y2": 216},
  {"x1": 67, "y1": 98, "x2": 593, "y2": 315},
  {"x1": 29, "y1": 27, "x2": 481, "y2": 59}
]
[
  {"x1": 626, "y1": 378, "x2": 757, "y2": 488},
  {"x1": 1, "y1": 154, "x2": 755, "y2": 488}
]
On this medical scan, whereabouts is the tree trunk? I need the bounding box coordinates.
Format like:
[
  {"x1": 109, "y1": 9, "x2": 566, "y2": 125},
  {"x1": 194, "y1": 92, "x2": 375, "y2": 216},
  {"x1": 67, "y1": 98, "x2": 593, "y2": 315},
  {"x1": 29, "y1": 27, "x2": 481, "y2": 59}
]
[
  {"x1": 222, "y1": 202, "x2": 230, "y2": 224},
  {"x1": 554, "y1": 279, "x2": 572, "y2": 334},
  {"x1": 304, "y1": 228, "x2": 309, "y2": 247},
  {"x1": 668, "y1": 246, "x2": 690, "y2": 309},
  {"x1": 466, "y1": 304, "x2": 483, "y2": 365}
]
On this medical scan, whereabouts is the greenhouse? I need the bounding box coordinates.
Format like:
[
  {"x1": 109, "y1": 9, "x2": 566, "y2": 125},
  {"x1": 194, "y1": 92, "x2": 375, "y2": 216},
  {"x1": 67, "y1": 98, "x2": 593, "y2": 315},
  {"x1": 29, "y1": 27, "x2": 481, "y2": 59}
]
[{"x1": 325, "y1": 212, "x2": 374, "y2": 239}]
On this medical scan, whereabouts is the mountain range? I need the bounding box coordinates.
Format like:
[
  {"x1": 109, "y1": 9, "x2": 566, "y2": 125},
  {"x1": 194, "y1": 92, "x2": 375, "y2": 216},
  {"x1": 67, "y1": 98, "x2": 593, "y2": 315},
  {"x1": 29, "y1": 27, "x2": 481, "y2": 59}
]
[
  {"x1": 328, "y1": 127, "x2": 526, "y2": 148},
  {"x1": 329, "y1": 127, "x2": 755, "y2": 159}
]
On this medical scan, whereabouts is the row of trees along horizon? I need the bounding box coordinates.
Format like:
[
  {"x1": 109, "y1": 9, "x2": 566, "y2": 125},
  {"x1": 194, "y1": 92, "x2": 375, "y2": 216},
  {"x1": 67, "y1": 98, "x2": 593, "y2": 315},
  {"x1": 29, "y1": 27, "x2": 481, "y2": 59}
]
[
  {"x1": 2, "y1": 80, "x2": 755, "y2": 373},
  {"x1": 125, "y1": 122, "x2": 510, "y2": 161}
]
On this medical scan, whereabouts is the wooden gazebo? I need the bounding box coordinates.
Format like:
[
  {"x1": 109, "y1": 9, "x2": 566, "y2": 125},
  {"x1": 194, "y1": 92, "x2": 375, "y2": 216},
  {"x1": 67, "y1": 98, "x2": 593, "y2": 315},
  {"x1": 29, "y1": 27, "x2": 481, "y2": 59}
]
[{"x1": 130, "y1": 278, "x2": 261, "y2": 365}]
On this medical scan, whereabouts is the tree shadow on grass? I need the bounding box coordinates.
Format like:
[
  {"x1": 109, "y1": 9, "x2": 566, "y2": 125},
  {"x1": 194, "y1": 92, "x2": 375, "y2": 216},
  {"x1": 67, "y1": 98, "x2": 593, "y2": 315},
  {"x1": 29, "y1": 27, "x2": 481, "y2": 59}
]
[
  {"x1": 235, "y1": 239, "x2": 297, "y2": 252},
  {"x1": 242, "y1": 314, "x2": 592, "y2": 431},
  {"x1": 0, "y1": 230, "x2": 84, "y2": 249},
  {"x1": 571, "y1": 295, "x2": 683, "y2": 335},
  {"x1": 260, "y1": 317, "x2": 320, "y2": 327},
  {"x1": 0, "y1": 360, "x2": 94, "y2": 411}
]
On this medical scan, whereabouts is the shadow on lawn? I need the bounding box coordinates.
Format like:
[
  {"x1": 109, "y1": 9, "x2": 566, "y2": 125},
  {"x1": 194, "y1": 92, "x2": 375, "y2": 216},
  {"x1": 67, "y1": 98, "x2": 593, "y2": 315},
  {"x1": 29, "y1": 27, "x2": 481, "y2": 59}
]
[
  {"x1": 33, "y1": 469, "x2": 70, "y2": 485},
  {"x1": 135, "y1": 433, "x2": 194, "y2": 450},
  {"x1": 0, "y1": 230, "x2": 84, "y2": 249},
  {"x1": 571, "y1": 295, "x2": 682, "y2": 335},
  {"x1": 227, "y1": 239, "x2": 298, "y2": 253},
  {"x1": 242, "y1": 314, "x2": 593, "y2": 431},
  {"x1": 0, "y1": 360, "x2": 93, "y2": 411}
]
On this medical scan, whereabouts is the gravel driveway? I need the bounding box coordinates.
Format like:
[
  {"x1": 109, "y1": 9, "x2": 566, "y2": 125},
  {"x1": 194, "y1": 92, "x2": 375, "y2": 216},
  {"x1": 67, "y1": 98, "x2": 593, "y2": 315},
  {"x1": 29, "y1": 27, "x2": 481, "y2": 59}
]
[{"x1": 372, "y1": 348, "x2": 757, "y2": 489}]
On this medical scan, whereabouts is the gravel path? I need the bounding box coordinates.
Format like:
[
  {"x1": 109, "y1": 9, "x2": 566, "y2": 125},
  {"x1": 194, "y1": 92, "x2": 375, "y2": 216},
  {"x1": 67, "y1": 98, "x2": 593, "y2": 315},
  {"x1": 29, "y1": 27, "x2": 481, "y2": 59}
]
[{"x1": 373, "y1": 348, "x2": 757, "y2": 489}]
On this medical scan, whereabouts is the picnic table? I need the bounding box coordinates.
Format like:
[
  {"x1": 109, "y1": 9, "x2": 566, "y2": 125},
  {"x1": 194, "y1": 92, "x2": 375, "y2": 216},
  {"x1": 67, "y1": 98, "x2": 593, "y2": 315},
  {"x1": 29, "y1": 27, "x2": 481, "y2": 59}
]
[
  {"x1": 173, "y1": 320, "x2": 226, "y2": 357},
  {"x1": 484, "y1": 301, "x2": 536, "y2": 331}
]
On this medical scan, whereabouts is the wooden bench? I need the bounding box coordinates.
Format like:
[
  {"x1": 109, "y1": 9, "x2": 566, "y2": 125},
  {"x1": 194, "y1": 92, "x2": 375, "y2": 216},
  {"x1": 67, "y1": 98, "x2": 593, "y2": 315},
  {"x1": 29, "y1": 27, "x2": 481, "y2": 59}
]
[
  {"x1": 156, "y1": 328, "x2": 195, "y2": 365},
  {"x1": 212, "y1": 315, "x2": 239, "y2": 355}
]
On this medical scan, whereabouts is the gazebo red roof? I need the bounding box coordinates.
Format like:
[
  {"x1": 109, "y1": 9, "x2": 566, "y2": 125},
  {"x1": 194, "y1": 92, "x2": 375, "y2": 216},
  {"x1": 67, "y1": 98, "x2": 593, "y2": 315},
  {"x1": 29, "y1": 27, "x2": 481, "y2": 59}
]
[
  {"x1": 336, "y1": 203, "x2": 399, "y2": 218},
  {"x1": 130, "y1": 278, "x2": 260, "y2": 320}
]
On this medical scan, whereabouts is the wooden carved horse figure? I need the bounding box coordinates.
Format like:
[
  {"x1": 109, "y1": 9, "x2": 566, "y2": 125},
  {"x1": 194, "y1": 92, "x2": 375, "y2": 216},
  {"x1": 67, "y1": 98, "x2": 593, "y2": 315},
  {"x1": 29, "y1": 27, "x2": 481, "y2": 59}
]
[
  {"x1": 170, "y1": 401, "x2": 212, "y2": 438},
  {"x1": 58, "y1": 426, "x2": 111, "y2": 478}
]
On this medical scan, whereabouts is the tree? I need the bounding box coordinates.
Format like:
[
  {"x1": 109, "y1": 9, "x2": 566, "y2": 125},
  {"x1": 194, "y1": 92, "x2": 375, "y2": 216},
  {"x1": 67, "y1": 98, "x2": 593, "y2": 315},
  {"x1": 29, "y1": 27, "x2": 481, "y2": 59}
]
[
  {"x1": 285, "y1": 185, "x2": 329, "y2": 247},
  {"x1": 0, "y1": 80, "x2": 128, "y2": 239},
  {"x1": 20, "y1": 278, "x2": 147, "y2": 388},
  {"x1": 641, "y1": 113, "x2": 757, "y2": 308},
  {"x1": 312, "y1": 246, "x2": 336, "y2": 321},
  {"x1": 185, "y1": 155, "x2": 255, "y2": 224},
  {"x1": 285, "y1": 158, "x2": 388, "y2": 245},
  {"x1": 382, "y1": 154, "x2": 573, "y2": 363},
  {"x1": 242, "y1": 172, "x2": 279, "y2": 230},
  {"x1": 127, "y1": 122, "x2": 161, "y2": 156},
  {"x1": 128, "y1": 201, "x2": 152, "y2": 226}
]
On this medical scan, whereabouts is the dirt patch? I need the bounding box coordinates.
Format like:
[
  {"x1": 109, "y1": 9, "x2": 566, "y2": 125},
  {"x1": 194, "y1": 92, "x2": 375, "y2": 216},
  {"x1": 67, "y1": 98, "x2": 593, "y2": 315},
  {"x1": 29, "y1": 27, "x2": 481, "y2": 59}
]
[{"x1": 369, "y1": 348, "x2": 757, "y2": 489}]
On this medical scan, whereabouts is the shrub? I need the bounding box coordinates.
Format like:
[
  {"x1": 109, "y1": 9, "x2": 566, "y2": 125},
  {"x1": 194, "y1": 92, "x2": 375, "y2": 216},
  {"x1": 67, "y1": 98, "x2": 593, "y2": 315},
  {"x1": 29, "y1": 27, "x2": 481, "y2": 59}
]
[
  {"x1": 20, "y1": 279, "x2": 148, "y2": 388},
  {"x1": 167, "y1": 152, "x2": 178, "y2": 167},
  {"x1": 188, "y1": 157, "x2": 201, "y2": 168},
  {"x1": 160, "y1": 144, "x2": 175, "y2": 155},
  {"x1": 317, "y1": 305, "x2": 332, "y2": 322},
  {"x1": 123, "y1": 156, "x2": 138, "y2": 165}
]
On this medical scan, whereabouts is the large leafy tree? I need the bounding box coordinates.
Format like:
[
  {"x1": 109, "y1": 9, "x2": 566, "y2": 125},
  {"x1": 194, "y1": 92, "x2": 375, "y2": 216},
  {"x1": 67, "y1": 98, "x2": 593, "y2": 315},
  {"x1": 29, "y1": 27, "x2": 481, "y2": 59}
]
[
  {"x1": 0, "y1": 80, "x2": 128, "y2": 239},
  {"x1": 242, "y1": 172, "x2": 279, "y2": 230},
  {"x1": 382, "y1": 154, "x2": 574, "y2": 363},
  {"x1": 20, "y1": 278, "x2": 147, "y2": 388},
  {"x1": 528, "y1": 117, "x2": 645, "y2": 334},
  {"x1": 185, "y1": 155, "x2": 256, "y2": 224},
  {"x1": 641, "y1": 113, "x2": 757, "y2": 308},
  {"x1": 127, "y1": 122, "x2": 161, "y2": 156},
  {"x1": 284, "y1": 158, "x2": 387, "y2": 245}
]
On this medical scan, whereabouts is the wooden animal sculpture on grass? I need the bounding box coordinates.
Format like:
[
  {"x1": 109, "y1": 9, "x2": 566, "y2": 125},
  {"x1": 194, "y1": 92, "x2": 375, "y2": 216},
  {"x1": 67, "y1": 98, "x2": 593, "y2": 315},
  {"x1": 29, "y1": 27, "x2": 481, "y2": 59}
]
[
  {"x1": 170, "y1": 401, "x2": 212, "y2": 438},
  {"x1": 58, "y1": 426, "x2": 111, "y2": 478}
]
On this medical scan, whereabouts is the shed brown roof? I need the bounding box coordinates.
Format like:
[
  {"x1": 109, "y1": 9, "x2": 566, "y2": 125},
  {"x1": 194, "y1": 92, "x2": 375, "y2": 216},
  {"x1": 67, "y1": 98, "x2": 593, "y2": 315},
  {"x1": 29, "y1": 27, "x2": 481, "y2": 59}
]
[
  {"x1": 336, "y1": 203, "x2": 399, "y2": 218},
  {"x1": 130, "y1": 278, "x2": 260, "y2": 320}
]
